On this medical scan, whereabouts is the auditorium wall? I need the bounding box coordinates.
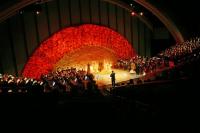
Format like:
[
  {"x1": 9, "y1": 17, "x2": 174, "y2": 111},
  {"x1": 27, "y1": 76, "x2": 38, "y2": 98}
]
[{"x1": 0, "y1": 0, "x2": 152, "y2": 76}]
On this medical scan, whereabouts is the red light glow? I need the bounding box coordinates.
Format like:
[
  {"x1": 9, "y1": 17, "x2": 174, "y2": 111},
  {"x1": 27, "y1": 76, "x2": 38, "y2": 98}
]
[
  {"x1": 131, "y1": 11, "x2": 135, "y2": 16},
  {"x1": 22, "y1": 24, "x2": 136, "y2": 79}
]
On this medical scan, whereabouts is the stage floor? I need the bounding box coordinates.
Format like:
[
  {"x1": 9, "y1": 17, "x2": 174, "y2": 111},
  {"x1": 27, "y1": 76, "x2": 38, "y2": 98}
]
[{"x1": 93, "y1": 69, "x2": 144, "y2": 86}]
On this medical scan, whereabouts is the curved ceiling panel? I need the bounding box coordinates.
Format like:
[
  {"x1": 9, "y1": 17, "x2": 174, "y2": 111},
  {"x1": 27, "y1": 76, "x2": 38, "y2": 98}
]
[{"x1": 0, "y1": 0, "x2": 184, "y2": 43}]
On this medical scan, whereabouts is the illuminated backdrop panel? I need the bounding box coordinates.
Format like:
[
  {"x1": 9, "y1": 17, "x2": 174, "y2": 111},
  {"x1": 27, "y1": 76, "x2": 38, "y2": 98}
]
[{"x1": 22, "y1": 24, "x2": 136, "y2": 79}]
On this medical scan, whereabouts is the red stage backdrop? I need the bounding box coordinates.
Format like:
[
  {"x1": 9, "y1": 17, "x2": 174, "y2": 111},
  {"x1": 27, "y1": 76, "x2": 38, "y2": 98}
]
[{"x1": 22, "y1": 24, "x2": 136, "y2": 79}]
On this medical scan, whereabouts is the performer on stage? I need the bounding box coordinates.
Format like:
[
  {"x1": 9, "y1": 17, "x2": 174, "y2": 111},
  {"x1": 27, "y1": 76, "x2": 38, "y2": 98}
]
[{"x1": 110, "y1": 71, "x2": 116, "y2": 87}]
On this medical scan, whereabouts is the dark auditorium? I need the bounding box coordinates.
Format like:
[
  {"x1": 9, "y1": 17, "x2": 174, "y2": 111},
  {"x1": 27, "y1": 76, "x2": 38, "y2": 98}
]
[{"x1": 0, "y1": 0, "x2": 200, "y2": 132}]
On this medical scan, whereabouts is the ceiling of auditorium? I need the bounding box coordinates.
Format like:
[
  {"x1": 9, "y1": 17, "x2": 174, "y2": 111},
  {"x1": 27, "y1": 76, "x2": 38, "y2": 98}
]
[
  {"x1": 0, "y1": 0, "x2": 199, "y2": 38},
  {"x1": 123, "y1": 0, "x2": 200, "y2": 38}
]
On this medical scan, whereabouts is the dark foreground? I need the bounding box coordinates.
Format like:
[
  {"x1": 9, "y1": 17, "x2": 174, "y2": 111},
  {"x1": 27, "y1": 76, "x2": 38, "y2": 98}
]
[{"x1": 0, "y1": 77, "x2": 200, "y2": 132}]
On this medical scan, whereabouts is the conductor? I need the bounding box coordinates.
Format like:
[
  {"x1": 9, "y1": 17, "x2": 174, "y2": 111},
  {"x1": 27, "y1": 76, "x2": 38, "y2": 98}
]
[{"x1": 110, "y1": 71, "x2": 115, "y2": 87}]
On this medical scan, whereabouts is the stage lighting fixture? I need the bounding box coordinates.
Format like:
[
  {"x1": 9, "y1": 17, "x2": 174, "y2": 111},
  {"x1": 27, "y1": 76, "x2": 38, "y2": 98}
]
[
  {"x1": 131, "y1": 11, "x2": 135, "y2": 16},
  {"x1": 36, "y1": 10, "x2": 40, "y2": 15},
  {"x1": 139, "y1": 12, "x2": 143, "y2": 16}
]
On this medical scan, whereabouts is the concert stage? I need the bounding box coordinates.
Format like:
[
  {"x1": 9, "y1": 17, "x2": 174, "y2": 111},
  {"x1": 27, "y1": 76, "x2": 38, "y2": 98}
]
[
  {"x1": 93, "y1": 69, "x2": 144, "y2": 87},
  {"x1": 50, "y1": 45, "x2": 142, "y2": 87}
]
